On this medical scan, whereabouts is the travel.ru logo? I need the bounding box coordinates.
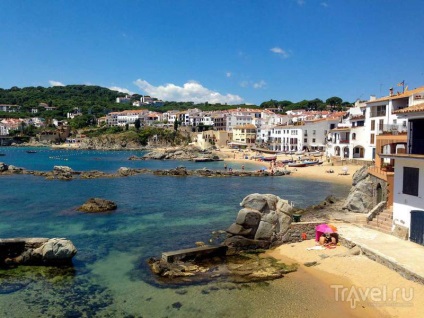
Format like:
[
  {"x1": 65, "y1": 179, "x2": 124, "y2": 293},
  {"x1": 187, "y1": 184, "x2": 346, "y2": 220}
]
[{"x1": 330, "y1": 285, "x2": 414, "y2": 308}]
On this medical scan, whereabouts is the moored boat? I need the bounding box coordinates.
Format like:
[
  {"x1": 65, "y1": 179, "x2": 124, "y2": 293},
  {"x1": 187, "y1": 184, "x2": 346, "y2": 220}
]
[
  {"x1": 262, "y1": 156, "x2": 277, "y2": 161},
  {"x1": 26, "y1": 150, "x2": 37, "y2": 153},
  {"x1": 288, "y1": 162, "x2": 307, "y2": 167}
]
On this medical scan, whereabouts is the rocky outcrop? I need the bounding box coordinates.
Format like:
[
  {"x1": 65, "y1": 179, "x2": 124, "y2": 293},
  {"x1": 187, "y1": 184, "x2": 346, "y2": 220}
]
[
  {"x1": 142, "y1": 146, "x2": 218, "y2": 161},
  {"x1": 343, "y1": 166, "x2": 374, "y2": 213},
  {"x1": 147, "y1": 250, "x2": 297, "y2": 284},
  {"x1": 223, "y1": 194, "x2": 294, "y2": 250},
  {"x1": 1, "y1": 238, "x2": 77, "y2": 266},
  {"x1": 77, "y1": 198, "x2": 117, "y2": 213}
]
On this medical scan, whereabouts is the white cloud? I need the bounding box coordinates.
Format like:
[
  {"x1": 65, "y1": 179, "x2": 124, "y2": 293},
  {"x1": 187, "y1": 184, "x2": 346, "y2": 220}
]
[
  {"x1": 226, "y1": 72, "x2": 232, "y2": 78},
  {"x1": 270, "y1": 47, "x2": 290, "y2": 59},
  {"x1": 321, "y1": 2, "x2": 328, "y2": 7},
  {"x1": 49, "y1": 80, "x2": 65, "y2": 87},
  {"x1": 133, "y1": 79, "x2": 244, "y2": 104},
  {"x1": 253, "y1": 80, "x2": 267, "y2": 89},
  {"x1": 108, "y1": 86, "x2": 134, "y2": 95}
]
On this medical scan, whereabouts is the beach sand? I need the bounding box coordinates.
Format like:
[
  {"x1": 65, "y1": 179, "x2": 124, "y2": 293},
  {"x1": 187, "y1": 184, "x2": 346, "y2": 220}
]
[
  {"x1": 266, "y1": 240, "x2": 424, "y2": 317},
  {"x1": 219, "y1": 148, "x2": 361, "y2": 185}
]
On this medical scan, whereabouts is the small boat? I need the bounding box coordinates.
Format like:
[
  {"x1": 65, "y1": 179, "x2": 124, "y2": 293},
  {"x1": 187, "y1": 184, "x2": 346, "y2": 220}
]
[
  {"x1": 308, "y1": 151, "x2": 321, "y2": 156},
  {"x1": 280, "y1": 159, "x2": 293, "y2": 164},
  {"x1": 288, "y1": 162, "x2": 307, "y2": 167},
  {"x1": 262, "y1": 156, "x2": 277, "y2": 161},
  {"x1": 294, "y1": 150, "x2": 305, "y2": 155},
  {"x1": 303, "y1": 159, "x2": 320, "y2": 165},
  {"x1": 26, "y1": 150, "x2": 37, "y2": 153}
]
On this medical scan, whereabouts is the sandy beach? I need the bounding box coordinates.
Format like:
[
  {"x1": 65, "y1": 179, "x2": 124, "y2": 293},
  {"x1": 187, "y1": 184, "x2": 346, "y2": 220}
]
[
  {"x1": 265, "y1": 240, "x2": 424, "y2": 317},
  {"x1": 219, "y1": 148, "x2": 361, "y2": 185}
]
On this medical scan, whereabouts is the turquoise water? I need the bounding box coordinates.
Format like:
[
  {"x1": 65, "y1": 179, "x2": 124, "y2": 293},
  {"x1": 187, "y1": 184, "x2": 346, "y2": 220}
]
[{"x1": 0, "y1": 147, "x2": 351, "y2": 317}]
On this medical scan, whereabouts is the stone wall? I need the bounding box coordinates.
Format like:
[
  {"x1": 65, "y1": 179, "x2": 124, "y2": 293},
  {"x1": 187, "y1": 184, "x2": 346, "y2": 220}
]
[
  {"x1": 368, "y1": 174, "x2": 389, "y2": 207},
  {"x1": 283, "y1": 222, "x2": 323, "y2": 243}
]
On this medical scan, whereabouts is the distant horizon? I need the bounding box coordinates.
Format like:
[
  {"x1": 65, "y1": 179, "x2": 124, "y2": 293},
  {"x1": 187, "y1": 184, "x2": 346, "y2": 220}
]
[{"x1": 1, "y1": 1, "x2": 424, "y2": 105}]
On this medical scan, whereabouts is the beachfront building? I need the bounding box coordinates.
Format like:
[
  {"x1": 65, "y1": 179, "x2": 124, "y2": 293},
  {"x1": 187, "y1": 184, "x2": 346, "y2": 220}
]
[
  {"x1": 327, "y1": 104, "x2": 367, "y2": 160},
  {"x1": 379, "y1": 101, "x2": 424, "y2": 244},
  {"x1": 231, "y1": 124, "x2": 256, "y2": 148},
  {"x1": 266, "y1": 124, "x2": 303, "y2": 152}
]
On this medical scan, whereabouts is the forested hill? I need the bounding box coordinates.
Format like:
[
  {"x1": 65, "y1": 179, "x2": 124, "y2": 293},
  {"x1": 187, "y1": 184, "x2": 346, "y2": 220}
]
[{"x1": 0, "y1": 85, "x2": 127, "y2": 117}]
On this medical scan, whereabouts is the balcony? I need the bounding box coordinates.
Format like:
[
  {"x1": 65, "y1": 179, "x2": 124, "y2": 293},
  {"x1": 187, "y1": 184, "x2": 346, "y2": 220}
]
[
  {"x1": 377, "y1": 124, "x2": 408, "y2": 136},
  {"x1": 339, "y1": 140, "x2": 349, "y2": 144}
]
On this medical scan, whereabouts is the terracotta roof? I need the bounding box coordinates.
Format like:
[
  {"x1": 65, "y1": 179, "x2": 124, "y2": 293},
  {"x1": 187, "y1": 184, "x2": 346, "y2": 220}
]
[
  {"x1": 394, "y1": 102, "x2": 424, "y2": 114},
  {"x1": 368, "y1": 86, "x2": 424, "y2": 103}
]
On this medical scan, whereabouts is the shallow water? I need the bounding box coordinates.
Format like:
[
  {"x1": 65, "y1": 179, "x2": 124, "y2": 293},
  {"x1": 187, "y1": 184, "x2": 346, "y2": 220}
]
[{"x1": 0, "y1": 147, "x2": 352, "y2": 317}]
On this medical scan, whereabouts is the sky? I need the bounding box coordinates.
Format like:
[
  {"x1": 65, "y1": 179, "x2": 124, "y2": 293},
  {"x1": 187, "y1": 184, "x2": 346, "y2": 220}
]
[{"x1": 1, "y1": 0, "x2": 424, "y2": 105}]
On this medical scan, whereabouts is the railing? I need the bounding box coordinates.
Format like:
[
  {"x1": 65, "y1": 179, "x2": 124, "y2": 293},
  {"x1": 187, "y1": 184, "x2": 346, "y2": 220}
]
[{"x1": 377, "y1": 124, "x2": 408, "y2": 135}]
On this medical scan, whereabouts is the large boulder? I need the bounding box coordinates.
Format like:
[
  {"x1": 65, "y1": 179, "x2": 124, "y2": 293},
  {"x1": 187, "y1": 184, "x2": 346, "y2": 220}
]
[
  {"x1": 352, "y1": 166, "x2": 369, "y2": 186},
  {"x1": 224, "y1": 194, "x2": 294, "y2": 249},
  {"x1": 33, "y1": 238, "x2": 77, "y2": 263},
  {"x1": 343, "y1": 178, "x2": 374, "y2": 212},
  {"x1": 77, "y1": 198, "x2": 117, "y2": 213}
]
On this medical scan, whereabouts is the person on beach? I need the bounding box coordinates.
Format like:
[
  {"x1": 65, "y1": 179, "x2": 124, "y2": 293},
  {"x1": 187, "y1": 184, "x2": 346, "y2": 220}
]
[
  {"x1": 224, "y1": 164, "x2": 227, "y2": 171},
  {"x1": 241, "y1": 165, "x2": 245, "y2": 171},
  {"x1": 319, "y1": 233, "x2": 339, "y2": 246}
]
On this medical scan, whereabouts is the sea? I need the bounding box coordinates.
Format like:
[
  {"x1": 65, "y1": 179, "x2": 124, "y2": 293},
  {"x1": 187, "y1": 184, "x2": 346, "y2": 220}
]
[{"x1": 0, "y1": 147, "x2": 352, "y2": 317}]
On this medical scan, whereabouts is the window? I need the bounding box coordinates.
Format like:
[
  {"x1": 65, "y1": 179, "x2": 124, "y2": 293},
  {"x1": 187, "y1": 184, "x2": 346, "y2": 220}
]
[
  {"x1": 370, "y1": 133, "x2": 375, "y2": 144},
  {"x1": 352, "y1": 133, "x2": 356, "y2": 140},
  {"x1": 403, "y1": 167, "x2": 419, "y2": 196},
  {"x1": 304, "y1": 138, "x2": 307, "y2": 143},
  {"x1": 379, "y1": 119, "x2": 384, "y2": 131},
  {"x1": 371, "y1": 120, "x2": 375, "y2": 130},
  {"x1": 312, "y1": 138, "x2": 316, "y2": 142}
]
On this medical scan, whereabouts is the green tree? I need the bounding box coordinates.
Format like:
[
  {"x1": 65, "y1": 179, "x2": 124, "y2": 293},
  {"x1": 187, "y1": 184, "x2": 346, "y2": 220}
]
[
  {"x1": 326, "y1": 97, "x2": 343, "y2": 107},
  {"x1": 134, "y1": 118, "x2": 141, "y2": 131}
]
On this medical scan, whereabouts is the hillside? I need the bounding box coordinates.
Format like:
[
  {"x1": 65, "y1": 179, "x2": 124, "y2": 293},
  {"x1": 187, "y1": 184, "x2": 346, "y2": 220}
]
[{"x1": 0, "y1": 85, "x2": 127, "y2": 119}]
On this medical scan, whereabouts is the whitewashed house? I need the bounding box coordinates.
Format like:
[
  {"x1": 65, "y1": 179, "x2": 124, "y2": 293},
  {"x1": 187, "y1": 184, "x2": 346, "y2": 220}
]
[{"x1": 382, "y1": 102, "x2": 424, "y2": 245}]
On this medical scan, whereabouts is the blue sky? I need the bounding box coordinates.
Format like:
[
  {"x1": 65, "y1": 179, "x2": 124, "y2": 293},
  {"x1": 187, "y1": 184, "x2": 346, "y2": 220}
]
[{"x1": 1, "y1": 0, "x2": 424, "y2": 105}]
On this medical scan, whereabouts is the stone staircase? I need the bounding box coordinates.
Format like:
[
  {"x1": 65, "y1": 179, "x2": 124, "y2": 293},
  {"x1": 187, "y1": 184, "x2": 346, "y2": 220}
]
[{"x1": 365, "y1": 206, "x2": 393, "y2": 234}]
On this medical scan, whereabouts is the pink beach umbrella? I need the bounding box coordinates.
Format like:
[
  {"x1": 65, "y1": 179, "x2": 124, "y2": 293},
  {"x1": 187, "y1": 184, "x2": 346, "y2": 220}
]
[{"x1": 315, "y1": 223, "x2": 334, "y2": 241}]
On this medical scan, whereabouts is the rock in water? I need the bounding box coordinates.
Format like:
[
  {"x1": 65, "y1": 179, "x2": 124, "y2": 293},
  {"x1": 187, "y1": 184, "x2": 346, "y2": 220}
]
[
  {"x1": 33, "y1": 238, "x2": 77, "y2": 262},
  {"x1": 77, "y1": 198, "x2": 117, "y2": 213}
]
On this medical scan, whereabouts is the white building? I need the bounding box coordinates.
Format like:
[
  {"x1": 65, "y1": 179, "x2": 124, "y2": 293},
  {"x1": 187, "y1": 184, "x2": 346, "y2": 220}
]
[
  {"x1": 382, "y1": 101, "x2": 424, "y2": 245},
  {"x1": 116, "y1": 95, "x2": 132, "y2": 104},
  {"x1": 0, "y1": 123, "x2": 9, "y2": 135}
]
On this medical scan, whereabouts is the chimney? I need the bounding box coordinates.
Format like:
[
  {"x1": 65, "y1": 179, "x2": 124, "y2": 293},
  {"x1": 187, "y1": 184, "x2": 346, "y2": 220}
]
[
  {"x1": 389, "y1": 87, "x2": 394, "y2": 96},
  {"x1": 370, "y1": 95, "x2": 376, "y2": 101}
]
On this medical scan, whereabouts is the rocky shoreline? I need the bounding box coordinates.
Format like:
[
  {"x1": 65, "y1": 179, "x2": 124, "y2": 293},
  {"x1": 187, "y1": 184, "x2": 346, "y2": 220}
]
[
  {"x1": 0, "y1": 163, "x2": 291, "y2": 180},
  {"x1": 147, "y1": 193, "x2": 342, "y2": 285}
]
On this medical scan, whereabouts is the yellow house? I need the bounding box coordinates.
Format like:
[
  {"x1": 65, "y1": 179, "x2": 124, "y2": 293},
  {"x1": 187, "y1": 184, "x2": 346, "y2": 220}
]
[{"x1": 231, "y1": 124, "x2": 257, "y2": 147}]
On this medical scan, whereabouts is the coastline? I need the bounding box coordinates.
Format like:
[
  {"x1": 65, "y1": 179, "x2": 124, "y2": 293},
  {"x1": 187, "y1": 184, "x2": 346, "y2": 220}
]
[{"x1": 266, "y1": 240, "x2": 424, "y2": 317}]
